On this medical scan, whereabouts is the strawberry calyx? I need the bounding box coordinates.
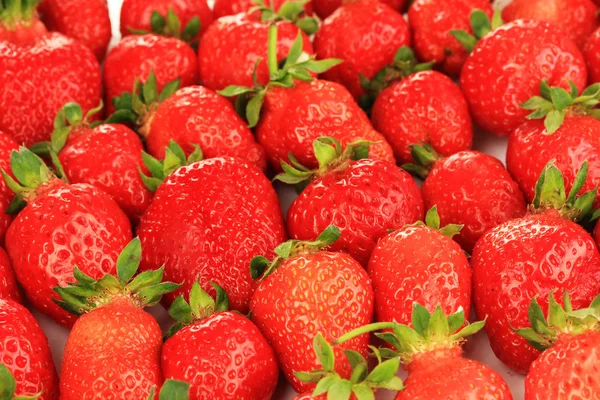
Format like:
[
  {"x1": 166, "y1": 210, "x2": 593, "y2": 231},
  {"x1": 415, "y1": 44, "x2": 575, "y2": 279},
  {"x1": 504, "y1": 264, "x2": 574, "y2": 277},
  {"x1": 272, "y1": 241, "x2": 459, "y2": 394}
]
[
  {"x1": 218, "y1": 24, "x2": 342, "y2": 128},
  {"x1": 128, "y1": 7, "x2": 200, "y2": 47},
  {"x1": 0, "y1": 363, "x2": 42, "y2": 399},
  {"x1": 411, "y1": 206, "x2": 463, "y2": 239},
  {"x1": 250, "y1": 0, "x2": 318, "y2": 35},
  {"x1": 273, "y1": 136, "x2": 373, "y2": 192},
  {"x1": 334, "y1": 304, "x2": 485, "y2": 365},
  {"x1": 521, "y1": 80, "x2": 600, "y2": 135},
  {"x1": 401, "y1": 143, "x2": 443, "y2": 179},
  {"x1": 450, "y1": 9, "x2": 502, "y2": 53},
  {"x1": 165, "y1": 282, "x2": 229, "y2": 338},
  {"x1": 513, "y1": 291, "x2": 600, "y2": 351},
  {"x1": 148, "y1": 379, "x2": 190, "y2": 400},
  {"x1": 295, "y1": 333, "x2": 404, "y2": 399},
  {"x1": 139, "y1": 140, "x2": 203, "y2": 192},
  {"x1": 53, "y1": 238, "x2": 181, "y2": 316},
  {"x1": 0, "y1": 0, "x2": 41, "y2": 29},
  {"x1": 250, "y1": 225, "x2": 340, "y2": 280}
]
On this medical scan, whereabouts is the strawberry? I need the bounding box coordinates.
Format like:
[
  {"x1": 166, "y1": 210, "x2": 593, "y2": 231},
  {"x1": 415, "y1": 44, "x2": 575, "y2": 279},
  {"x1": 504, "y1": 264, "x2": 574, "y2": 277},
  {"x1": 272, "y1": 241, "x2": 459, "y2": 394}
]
[
  {"x1": 0, "y1": 248, "x2": 21, "y2": 303},
  {"x1": 38, "y1": 0, "x2": 112, "y2": 60},
  {"x1": 250, "y1": 227, "x2": 374, "y2": 393},
  {"x1": 514, "y1": 292, "x2": 600, "y2": 400},
  {"x1": 0, "y1": 132, "x2": 19, "y2": 244},
  {"x1": 408, "y1": 0, "x2": 493, "y2": 77},
  {"x1": 502, "y1": 0, "x2": 599, "y2": 49},
  {"x1": 214, "y1": 0, "x2": 314, "y2": 19},
  {"x1": 368, "y1": 207, "x2": 471, "y2": 326},
  {"x1": 277, "y1": 138, "x2": 423, "y2": 266},
  {"x1": 2, "y1": 148, "x2": 132, "y2": 327},
  {"x1": 56, "y1": 238, "x2": 180, "y2": 399},
  {"x1": 404, "y1": 146, "x2": 527, "y2": 253},
  {"x1": 0, "y1": 298, "x2": 58, "y2": 399},
  {"x1": 220, "y1": 26, "x2": 395, "y2": 171},
  {"x1": 0, "y1": 364, "x2": 42, "y2": 400},
  {"x1": 0, "y1": 2, "x2": 101, "y2": 147},
  {"x1": 507, "y1": 81, "x2": 600, "y2": 206},
  {"x1": 137, "y1": 155, "x2": 286, "y2": 313},
  {"x1": 336, "y1": 306, "x2": 512, "y2": 399},
  {"x1": 471, "y1": 162, "x2": 600, "y2": 374},
  {"x1": 313, "y1": 0, "x2": 411, "y2": 100},
  {"x1": 584, "y1": 27, "x2": 600, "y2": 83},
  {"x1": 109, "y1": 77, "x2": 266, "y2": 170},
  {"x1": 312, "y1": 0, "x2": 408, "y2": 19},
  {"x1": 103, "y1": 34, "x2": 198, "y2": 114},
  {"x1": 162, "y1": 282, "x2": 279, "y2": 399},
  {"x1": 459, "y1": 15, "x2": 588, "y2": 137}
]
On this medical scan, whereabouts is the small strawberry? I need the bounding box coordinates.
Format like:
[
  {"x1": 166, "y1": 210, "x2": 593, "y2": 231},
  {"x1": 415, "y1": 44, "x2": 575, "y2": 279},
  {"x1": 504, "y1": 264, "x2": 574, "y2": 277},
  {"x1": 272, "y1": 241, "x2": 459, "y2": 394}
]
[
  {"x1": 404, "y1": 145, "x2": 527, "y2": 253},
  {"x1": 0, "y1": 132, "x2": 20, "y2": 244},
  {"x1": 277, "y1": 137, "x2": 423, "y2": 266},
  {"x1": 0, "y1": 298, "x2": 58, "y2": 399},
  {"x1": 56, "y1": 238, "x2": 180, "y2": 399},
  {"x1": 514, "y1": 292, "x2": 600, "y2": 400},
  {"x1": 214, "y1": 0, "x2": 314, "y2": 20},
  {"x1": 162, "y1": 282, "x2": 279, "y2": 399},
  {"x1": 250, "y1": 226, "x2": 374, "y2": 393},
  {"x1": 2, "y1": 148, "x2": 132, "y2": 327},
  {"x1": 584, "y1": 27, "x2": 600, "y2": 83},
  {"x1": 471, "y1": 162, "x2": 600, "y2": 374},
  {"x1": 0, "y1": 248, "x2": 21, "y2": 303},
  {"x1": 408, "y1": 0, "x2": 493, "y2": 76},
  {"x1": 313, "y1": 0, "x2": 411, "y2": 100},
  {"x1": 38, "y1": 0, "x2": 112, "y2": 60}
]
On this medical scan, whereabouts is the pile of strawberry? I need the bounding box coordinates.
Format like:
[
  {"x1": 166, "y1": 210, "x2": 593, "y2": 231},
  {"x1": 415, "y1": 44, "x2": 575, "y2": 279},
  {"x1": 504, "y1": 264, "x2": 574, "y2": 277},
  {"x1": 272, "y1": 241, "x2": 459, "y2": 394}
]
[{"x1": 1, "y1": 0, "x2": 600, "y2": 398}]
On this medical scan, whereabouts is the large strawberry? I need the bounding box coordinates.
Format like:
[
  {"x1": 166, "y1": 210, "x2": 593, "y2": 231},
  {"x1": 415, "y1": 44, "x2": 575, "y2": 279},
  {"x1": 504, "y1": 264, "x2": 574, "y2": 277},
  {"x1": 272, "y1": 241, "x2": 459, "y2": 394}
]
[
  {"x1": 459, "y1": 16, "x2": 587, "y2": 137},
  {"x1": 471, "y1": 162, "x2": 600, "y2": 374},
  {"x1": 0, "y1": 132, "x2": 19, "y2": 244},
  {"x1": 311, "y1": 0, "x2": 408, "y2": 20},
  {"x1": 408, "y1": 0, "x2": 493, "y2": 76},
  {"x1": 0, "y1": 298, "x2": 58, "y2": 399},
  {"x1": 38, "y1": 0, "x2": 111, "y2": 60},
  {"x1": 137, "y1": 155, "x2": 286, "y2": 313},
  {"x1": 56, "y1": 238, "x2": 180, "y2": 399},
  {"x1": 2, "y1": 148, "x2": 132, "y2": 327},
  {"x1": 313, "y1": 0, "x2": 411, "y2": 100},
  {"x1": 404, "y1": 145, "x2": 526, "y2": 252},
  {"x1": 0, "y1": 1, "x2": 101, "y2": 147},
  {"x1": 584, "y1": 27, "x2": 600, "y2": 83},
  {"x1": 162, "y1": 282, "x2": 279, "y2": 400},
  {"x1": 250, "y1": 227, "x2": 374, "y2": 393},
  {"x1": 213, "y1": 0, "x2": 314, "y2": 19},
  {"x1": 0, "y1": 248, "x2": 21, "y2": 303},
  {"x1": 278, "y1": 138, "x2": 423, "y2": 266}
]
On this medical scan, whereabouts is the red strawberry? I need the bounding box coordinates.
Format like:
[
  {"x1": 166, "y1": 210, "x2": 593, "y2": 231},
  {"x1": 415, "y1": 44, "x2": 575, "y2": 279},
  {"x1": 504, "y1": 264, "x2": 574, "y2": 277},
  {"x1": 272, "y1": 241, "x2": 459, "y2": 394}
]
[
  {"x1": 56, "y1": 238, "x2": 179, "y2": 399},
  {"x1": 514, "y1": 292, "x2": 600, "y2": 400},
  {"x1": 250, "y1": 227, "x2": 374, "y2": 393},
  {"x1": 162, "y1": 283, "x2": 279, "y2": 400},
  {"x1": 38, "y1": 0, "x2": 112, "y2": 60},
  {"x1": 0, "y1": 298, "x2": 58, "y2": 399},
  {"x1": 507, "y1": 81, "x2": 600, "y2": 206},
  {"x1": 408, "y1": 0, "x2": 493, "y2": 77},
  {"x1": 0, "y1": 3, "x2": 101, "y2": 147},
  {"x1": 137, "y1": 155, "x2": 286, "y2": 313},
  {"x1": 405, "y1": 146, "x2": 526, "y2": 253},
  {"x1": 368, "y1": 207, "x2": 471, "y2": 326},
  {"x1": 312, "y1": 0, "x2": 408, "y2": 19},
  {"x1": 0, "y1": 132, "x2": 19, "y2": 244},
  {"x1": 459, "y1": 17, "x2": 588, "y2": 137},
  {"x1": 471, "y1": 162, "x2": 600, "y2": 373},
  {"x1": 3, "y1": 148, "x2": 132, "y2": 327},
  {"x1": 584, "y1": 27, "x2": 600, "y2": 83},
  {"x1": 0, "y1": 248, "x2": 21, "y2": 303},
  {"x1": 502, "y1": 0, "x2": 599, "y2": 49},
  {"x1": 313, "y1": 0, "x2": 411, "y2": 100},
  {"x1": 214, "y1": 0, "x2": 314, "y2": 20},
  {"x1": 103, "y1": 34, "x2": 198, "y2": 114},
  {"x1": 278, "y1": 138, "x2": 423, "y2": 266}
]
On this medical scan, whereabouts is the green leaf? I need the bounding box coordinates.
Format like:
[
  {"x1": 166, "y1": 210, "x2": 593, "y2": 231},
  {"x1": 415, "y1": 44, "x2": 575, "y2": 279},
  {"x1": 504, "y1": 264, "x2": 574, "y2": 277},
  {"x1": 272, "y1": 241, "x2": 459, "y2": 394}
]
[
  {"x1": 470, "y1": 9, "x2": 491, "y2": 38},
  {"x1": 159, "y1": 78, "x2": 181, "y2": 103},
  {"x1": 449, "y1": 30, "x2": 477, "y2": 53},
  {"x1": 210, "y1": 282, "x2": 229, "y2": 312},
  {"x1": 327, "y1": 380, "x2": 352, "y2": 400},
  {"x1": 294, "y1": 370, "x2": 328, "y2": 383},
  {"x1": 250, "y1": 256, "x2": 270, "y2": 279},
  {"x1": 150, "y1": 11, "x2": 166, "y2": 33},
  {"x1": 0, "y1": 363, "x2": 16, "y2": 399},
  {"x1": 377, "y1": 376, "x2": 404, "y2": 391},
  {"x1": 189, "y1": 282, "x2": 215, "y2": 319},
  {"x1": 411, "y1": 303, "x2": 430, "y2": 336},
  {"x1": 168, "y1": 295, "x2": 193, "y2": 324},
  {"x1": 540, "y1": 80, "x2": 552, "y2": 100},
  {"x1": 447, "y1": 309, "x2": 465, "y2": 333},
  {"x1": 521, "y1": 96, "x2": 553, "y2": 111},
  {"x1": 424, "y1": 206, "x2": 440, "y2": 230},
  {"x1": 314, "y1": 333, "x2": 335, "y2": 372},
  {"x1": 127, "y1": 268, "x2": 165, "y2": 293},
  {"x1": 427, "y1": 305, "x2": 449, "y2": 339},
  {"x1": 513, "y1": 328, "x2": 550, "y2": 352},
  {"x1": 528, "y1": 297, "x2": 552, "y2": 335},
  {"x1": 296, "y1": 17, "x2": 319, "y2": 35},
  {"x1": 246, "y1": 90, "x2": 266, "y2": 128},
  {"x1": 303, "y1": 58, "x2": 344, "y2": 74},
  {"x1": 534, "y1": 161, "x2": 566, "y2": 209},
  {"x1": 547, "y1": 291, "x2": 567, "y2": 329},
  {"x1": 116, "y1": 238, "x2": 142, "y2": 284},
  {"x1": 550, "y1": 87, "x2": 573, "y2": 111},
  {"x1": 491, "y1": 10, "x2": 503, "y2": 29},
  {"x1": 313, "y1": 137, "x2": 339, "y2": 169},
  {"x1": 544, "y1": 109, "x2": 565, "y2": 134},
  {"x1": 312, "y1": 375, "x2": 339, "y2": 397},
  {"x1": 143, "y1": 72, "x2": 159, "y2": 105},
  {"x1": 366, "y1": 357, "x2": 399, "y2": 384},
  {"x1": 450, "y1": 320, "x2": 485, "y2": 340},
  {"x1": 352, "y1": 384, "x2": 375, "y2": 400},
  {"x1": 157, "y1": 379, "x2": 190, "y2": 400},
  {"x1": 284, "y1": 31, "x2": 304, "y2": 67},
  {"x1": 314, "y1": 225, "x2": 341, "y2": 247},
  {"x1": 181, "y1": 16, "x2": 200, "y2": 42},
  {"x1": 10, "y1": 147, "x2": 51, "y2": 189}
]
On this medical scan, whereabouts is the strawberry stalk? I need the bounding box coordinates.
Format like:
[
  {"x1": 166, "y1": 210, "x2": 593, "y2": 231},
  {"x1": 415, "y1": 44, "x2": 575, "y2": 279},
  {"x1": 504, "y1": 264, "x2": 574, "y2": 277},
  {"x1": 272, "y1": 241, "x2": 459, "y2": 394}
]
[
  {"x1": 401, "y1": 143, "x2": 443, "y2": 179},
  {"x1": 148, "y1": 379, "x2": 190, "y2": 400},
  {"x1": 0, "y1": 363, "x2": 42, "y2": 399},
  {"x1": 0, "y1": 0, "x2": 41, "y2": 27},
  {"x1": 267, "y1": 24, "x2": 279, "y2": 77},
  {"x1": 450, "y1": 9, "x2": 503, "y2": 53}
]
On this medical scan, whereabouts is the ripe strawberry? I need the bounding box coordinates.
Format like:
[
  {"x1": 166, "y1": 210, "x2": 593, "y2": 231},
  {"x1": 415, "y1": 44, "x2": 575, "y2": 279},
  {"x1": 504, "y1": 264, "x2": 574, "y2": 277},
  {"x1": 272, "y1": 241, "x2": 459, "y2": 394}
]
[
  {"x1": 311, "y1": 0, "x2": 408, "y2": 19},
  {"x1": 38, "y1": 0, "x2": 112, "y2": 60},
  {"x1": 137, "y1": 156, "x2": 286, "y2": 313},
  {"x1": 0, "y1": 298, "x2": 58, "y2": 399},
  {"x1": 584, "y1": 27, "x2": 600, "y2": 83},
  {"x1": 0, "y1": 132, "x2": 19, "y2": 244},
  {"x1": 56, "y1": 238, "x2": 180, "y2": 399},
  {"x1": 471, "y1": 162, "x2": 600, "y2": 374},
  {"x1": 0, "y1": 248, "x2": 21, "y2": 303},
  {"x1": 278, "y1": 138, "x2": 423, "y2": 266},
  {"x1": 313, "y1": 0, "x2": 411, "y2": 100},
  {"x1": 337, "y1": 306, "x2": 512, "y2": 399},
  {"x1": 507, "y1": 81, "x2": 600, "y2": 206},
  {"x1": 404, "y1": 146, "x2": 526, "y2": 252},
  {"x1": 408, "y1": 0, "x2": 493, "y2": 76},
  {"x1": 460, "y1": 17, "x2": 587, "y2": 137},
  {"x1": 514, "y1": 292, "x2": 600, "y2": 400},
  {"x1": 109, "y1": 77, "x2": 266, "y2": 170},
  {"x1": 3, "y1": 148, "x2": 132, "y2": 327},
  {"x1": 162, "y1": 283, "x2": 279, "y2": 400},
  {"x1": 368, "y1": 207, "x2": 471, "y2": 326},
  {"x1": 213, "y1": 0, "x2": 314, "y2": 22},
  {"x1": 250, "y1": 227, "x2": 374, "y2": 393},
  {"x1": 0, "y1": 2, "x2": 101, "y2": 147},
  {"x1": 103, "y1": 34, "x2": 198, "y2": 114},
  {"x1": 502, "y1": 0, "x2": 599, "y2": 49}
]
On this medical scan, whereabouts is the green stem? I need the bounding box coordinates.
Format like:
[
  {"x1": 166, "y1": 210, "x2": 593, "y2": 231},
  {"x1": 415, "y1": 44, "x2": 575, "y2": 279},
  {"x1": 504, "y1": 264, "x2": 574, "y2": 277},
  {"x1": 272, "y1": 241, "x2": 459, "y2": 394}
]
[
  {"x1": 334, "y1": 322, "x2": 396, "y2": 345},
  {"x1": 267, "y1": 24, "x2": 278, "y2": 77}
]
